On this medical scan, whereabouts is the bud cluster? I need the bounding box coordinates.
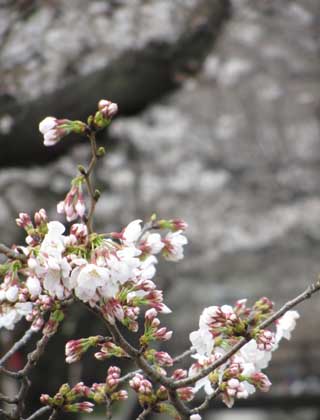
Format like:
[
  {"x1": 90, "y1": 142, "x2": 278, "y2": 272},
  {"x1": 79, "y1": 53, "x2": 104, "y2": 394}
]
[
  {"x1": 57, "y1": 177, "x2": 86, "y2": 222},
  {"x1": 65, "y1": 336, "x2": 104, "y2": 364}
]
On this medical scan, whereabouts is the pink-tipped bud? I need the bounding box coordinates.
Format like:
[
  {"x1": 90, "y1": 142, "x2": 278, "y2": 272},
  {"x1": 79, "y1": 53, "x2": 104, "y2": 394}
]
[
  {"x1": 72, "y1": 382, "x2": 91, "y2": 398},
  {"x1": 250, "y1": 372, "x2": 271, "y2": 392},
  {"x1": 111, "y1": 390, "x2": 128, "y2": 401},
  {"x1": 70, "y1": 223, "x2": 88, "y2": 240},
  {"x1": 106, "y1": 366, "x2": 121, "y2": 388},
  {"x1": 154, "y1": 327, "x2": 173, "y2": 341},
  {"x1": 256, "y1": 329, "x2": 275, "y2": 351},
  {"x1": 40, "y1": 394, "x2": 50, "y2": 404},
  {"x1": 170, "y1": 218, "x2": 188, "y2": 231},
  {"x1": 34, "y1": 208, "x2": 48, "y2": 226},
  {"x1": 177, "y1": 387, "x2": 194, "y2": 402},
  {"x1": 16, "y1": 212, "x2": 32, "y2": 229},
  {"x1": 172, "y1": 369, "x2": 188, "y2": 380},
  {"x1": 155, "y1": 351, "x2": 173, "y2": 366},
  {"x1": 64, "y1": 402, "x2": 94, "y2": 413},
  {"x1": 145, "y1": 308, "x2": 158, "y2": 321},
  {"x1": 39, "y1": 117, "x2": 72, "y2": 147},
  {"x1": 98, "y1": 99, "x2": 118, "y2": 119},
  {"x1": 129, "y1": 374, "x2": 152, "y2": 394}
]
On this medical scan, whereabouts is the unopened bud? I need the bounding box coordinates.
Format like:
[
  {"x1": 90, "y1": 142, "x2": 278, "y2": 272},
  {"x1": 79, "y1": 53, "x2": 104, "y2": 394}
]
[{"x1": 97, "y1": 146, "x2": 106, "y2": 157}]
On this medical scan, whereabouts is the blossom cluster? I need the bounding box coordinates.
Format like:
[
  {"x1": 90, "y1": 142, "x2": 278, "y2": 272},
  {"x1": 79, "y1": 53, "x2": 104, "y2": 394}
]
[
  {"x1": 189, "y1": 300, "x2": 299, "y2": 407},
  {"x1": 0, "y1": 211, "x2": 188, "y2": 334}
]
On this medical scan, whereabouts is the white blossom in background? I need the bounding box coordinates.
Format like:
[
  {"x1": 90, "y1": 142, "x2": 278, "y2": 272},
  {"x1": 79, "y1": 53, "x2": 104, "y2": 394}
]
[{"x1": 275, "y1": 310, "x2": 300, "y2": 344}]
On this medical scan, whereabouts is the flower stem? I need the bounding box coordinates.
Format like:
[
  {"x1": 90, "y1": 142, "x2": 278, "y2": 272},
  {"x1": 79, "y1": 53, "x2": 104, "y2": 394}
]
[{"x1": 83, "y1": 131, "x2": 99, "y2": 234}]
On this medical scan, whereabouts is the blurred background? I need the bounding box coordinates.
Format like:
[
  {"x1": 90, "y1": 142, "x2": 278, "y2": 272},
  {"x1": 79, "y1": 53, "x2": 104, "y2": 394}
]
[{"x1": 1, "y1": 0, "x2": 320, "y2": 419}]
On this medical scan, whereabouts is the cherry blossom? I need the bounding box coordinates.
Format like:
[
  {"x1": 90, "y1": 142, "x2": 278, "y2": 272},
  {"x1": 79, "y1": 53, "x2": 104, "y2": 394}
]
[
  {"x1": 162, "y1": 231, "x2": 188, "y2": 261},
  {"x1": 275, "y1": 310, "x2": 300, "y2": 343}
]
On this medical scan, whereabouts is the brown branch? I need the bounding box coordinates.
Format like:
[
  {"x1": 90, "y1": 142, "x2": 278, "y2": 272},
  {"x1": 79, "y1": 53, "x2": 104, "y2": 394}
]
[
  {"x1": 0, "y1": 393, "x2": 18, "y2": 404},
  {"x1": 0, "y1": 328, "x2": 36, "y2": 366},
  {"x1": 0, "y1": 408, "x2": 15, "y2": 420},
  {"x1": 48, "y1": 409, "x2": 58, "y2": 420},
  {"x1": 106, "y1": 396, "x2": 113, "y2": 420},
  {"x1": 24, "y1": 406, "x2": 52, "y2": 420},
  {"x1": 0, "y1": 244, "x2": 26, "y2": 262},
  {"x1": 173, "y1": 348, "x2": 195, "y2": 364},
  {"x1": 118, "y1": 348, "x2": 195, "y2": 386},
  {"x1": 168, "y1": 389, "x2": 190, "y2": 420},
  {"x1": 136, "y1": 405, "x2": 153, "y2": 420},
  {"x1": 189, "y1": 389, "x2": 220, "y2": 415},
  {"x1": 172, "y1": 279, "x2": 320, "y2": 389},
  {"x1": 13, "y1": 376, "x2": 31, "y2": 419},
  {"x1": 83, "y1": 131, "x2": 99, "y2": 234},
  {"x1": 18, "y1": 334, "x2": 51, "y2": 377},
  {"x1": 0, "y1": 366, "x2": 20, "y2": 378}
]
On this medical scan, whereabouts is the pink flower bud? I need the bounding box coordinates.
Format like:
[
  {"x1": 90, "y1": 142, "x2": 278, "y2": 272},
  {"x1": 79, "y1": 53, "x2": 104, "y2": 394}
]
[
  {"x1": 177, "y1": 387, "x2": 194, "y2": 401},
  {"x1": 16, "y1": 212, "x2": 32, "y2": 229},
  {"x1": 172, "y1": 369, "x2": 188, "y2": 380},
  {"x1": 145, "y1": 308, "x2": 158, "y2": 320},
  {"x1": 40, "y1": 394, "x2": 50, "y2": 404},
  {"x1": 250, "y1": 372, "x2": 271, "y2": 392},
  {"x1": 111, "y1": 390, "x2": 128, "y2": 401},
  {"x1": 154, "y1": 327, "x2": 173, "y2": 341},
  {"x1": 155, "y1": 351, "x2": 173, "y2": 366},
  {"x1": 98, "y1": 99, "x2": 118, "y2": 119}
]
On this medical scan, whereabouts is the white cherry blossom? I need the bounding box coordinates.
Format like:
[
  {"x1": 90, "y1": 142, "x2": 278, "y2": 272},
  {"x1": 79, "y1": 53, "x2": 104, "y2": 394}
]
[
  {"x1": 74, "y1": 264, "x2": 109, "y2": 302},
  {"x1": 26, "y1": 276, "x2": 42, "y2": 298},
  {"x1": 162, "y1": 231, "x2": 188, "y2": 261},
  {"x1": 275, "y1": 310, "x2": 300, "y2": 344},
  {"x1": 122, "y1": 219, "x2": 142, "y2": 244},
  {"x1": 6, "y1": 285, "x2": 19, "y2": 302}
]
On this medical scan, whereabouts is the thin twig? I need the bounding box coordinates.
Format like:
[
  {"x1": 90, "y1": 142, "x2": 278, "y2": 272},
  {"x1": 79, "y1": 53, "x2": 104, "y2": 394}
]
[
  {"x1": 136, "y1": 405, "x2": 153, "y2": 419},
  {"x1": 173, "y1": 348, "x2": 195, "y2": 363},
  {"x1": 48, "y1": 409, "x2": 58, "y2": 420},
  {"x1": 189, "y1": 389, "x2": 220, "y2": 414},
  {"x1": 83, "y1": 132, "x2": 99, "y2": 234},
  {"x1": 0, "y1": 393, "x2": 18, "y2": 404},
  {"x1": 0, "y1": 328, "x2": 36, "y2": 366},
  {"x1": 0, "y1": 366, "x2": 20, "y2": 378},
  {"x1": 118, "y1": 370, "x2": 140, "y2": 385},
  {"x1": 0, "y1": 243, "x2": 26, "y2": 261},
  {"x1": 117, "y1": 347, "x2": 196, "y2": 386},
  {"x1": 14, "y1": 376, "x2": 31, "y2": 418},
  {"x1": 168, "y1": 389, "x2": 190, "y2": 420},
  {"x1": 0, "y1": 408, "x2": 15, "y2": 420},
  {"x1": 106, "y1": 396, "x2": 113, "y2": 420},
  {"x1": 24, "y1": 406, "x2": 52, "y2": 420}
]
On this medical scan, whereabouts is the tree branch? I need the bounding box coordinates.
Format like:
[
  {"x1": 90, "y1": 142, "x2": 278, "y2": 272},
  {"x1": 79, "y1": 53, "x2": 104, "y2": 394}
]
[
  {"x1": 0, "y1": 328, "x2": 36, "y2": 366},
  {"x1": 189, "y1": 389, "x2": 220, "y2": 414},
  {"x1": 168, "y1": 389, "x2": 190, "y2": 420},
  {"x1": 136, "y1": 405, "x2": 152, "y2": 420},
  {"x1": 24, "y1": 406, "x2": 52, "y2": 420},
  {"x1": 0, "y1": 243, "x2": 27, "y2": 262},
  {"x1": 83, "y1": 131, "x2": 99, "y2": 234}
]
